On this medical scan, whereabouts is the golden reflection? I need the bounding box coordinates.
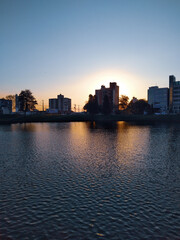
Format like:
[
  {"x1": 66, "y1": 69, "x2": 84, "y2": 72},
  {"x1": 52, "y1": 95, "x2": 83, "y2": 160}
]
[
  {"x1": 116, "y1": 121, "x2": 150, "y2": 166},
  {"x1": 10, "y1": 122, "x2": 151, "y2": 169},
  {"x1": 68, "y1": 121, "x2": 151, "y2": 167},
  {"x1": 92, "y1": 121, "x2": 96, "y2": 129},
  {"x1": 69, "y1": 122, "x2": 89, "y2": 138},
  {"x1": 69, "y1": 122, "x2": 90, "y2": 163},
  {"x1": 11, "y1": 123, "x2": 37, "y2": 132},
  {"x1": 11, "y1": 123, "x2": 49, "y2": 132},
  {"x1": 69, "y1": 122, "x2": 114, "y2": 164}
]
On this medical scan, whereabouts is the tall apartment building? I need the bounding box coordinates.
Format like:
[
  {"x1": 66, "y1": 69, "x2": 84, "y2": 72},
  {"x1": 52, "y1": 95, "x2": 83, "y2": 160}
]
[
  {"x1": 148, "y1": 86, "x2": 169, "y2": 113},
  {"x1": 95, "y1": 82, "x2": 119, "y2": 112},
  {"x1": 49, "y1": 98, "x2": 58, "y2": 111},
  {"x1": 169, "y1": 75, "x2": 180, "y2": 113},
  {"x1": 63, "y1": 97, "x2": 71, "y2": 112},
  {"x1": 49, "y1": 94, "x2": 71, "y2": 114}
]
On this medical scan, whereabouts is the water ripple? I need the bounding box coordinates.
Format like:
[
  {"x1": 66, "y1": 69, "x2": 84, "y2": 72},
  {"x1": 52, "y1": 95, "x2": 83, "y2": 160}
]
[{"x1": 0, "y1": 122, "x2": 180, "y2": 239}]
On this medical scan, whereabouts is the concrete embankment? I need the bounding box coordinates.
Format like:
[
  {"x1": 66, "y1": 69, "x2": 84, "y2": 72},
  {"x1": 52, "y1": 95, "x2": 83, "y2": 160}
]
[
  {"x1": 0, "y1": 114, "x2": 90, "y2": 124},
  {"x1": 0, "y1": 113, "x2": 180, "y2": 124}
]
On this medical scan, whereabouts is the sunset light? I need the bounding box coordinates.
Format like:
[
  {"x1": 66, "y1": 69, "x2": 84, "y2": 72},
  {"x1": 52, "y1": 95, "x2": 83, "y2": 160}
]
[{"x1": 1, "y1": 0, "x2": 180, "y2": 239}]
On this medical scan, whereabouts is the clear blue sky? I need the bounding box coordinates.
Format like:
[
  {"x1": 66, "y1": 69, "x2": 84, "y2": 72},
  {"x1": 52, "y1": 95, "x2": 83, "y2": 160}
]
[{"x1": 1, "y1": 0, "x2": 180, "y2": 109}]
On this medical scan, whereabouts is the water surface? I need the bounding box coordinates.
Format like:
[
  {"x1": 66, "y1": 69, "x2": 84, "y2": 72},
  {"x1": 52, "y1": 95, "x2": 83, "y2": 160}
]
[{"x1": 0, "y1": 122, "x2": 180, "y2": 239}]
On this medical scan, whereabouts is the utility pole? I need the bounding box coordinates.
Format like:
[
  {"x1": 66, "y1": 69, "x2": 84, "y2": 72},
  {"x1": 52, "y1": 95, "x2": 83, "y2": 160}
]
[
  {"x1": 42, "y1": 100, "x2": 44, "y2": 112},
  {"x1": 74, "y1": 104, "x2": 76, "y2": 112}
]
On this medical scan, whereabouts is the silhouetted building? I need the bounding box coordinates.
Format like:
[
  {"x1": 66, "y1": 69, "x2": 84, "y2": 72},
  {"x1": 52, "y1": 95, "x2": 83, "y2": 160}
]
[
  {"x1": 63, "y1": 97, "x2": 71, "y2": 113},
  {"x1": 169, "y1": 75, "x2": 180, "y2": 113},
  {"x1": 49, "y1": 94, "x2": 71, "y2": 114},
  {"x1": 0, "y1": 99, "x2": 12, "y2": 114},
  {"x1": 49, "y1": 98, "x2": 58, "y2": 110},
  {"x1": 15, "y1": 94, "x2": 20, "y2": 112},
  {"x1": 148, "y1": 86, "x2": 169, "y2": 113},
  {"x1": 95, "y1": 82, "x2": 119, "y2": 112}
]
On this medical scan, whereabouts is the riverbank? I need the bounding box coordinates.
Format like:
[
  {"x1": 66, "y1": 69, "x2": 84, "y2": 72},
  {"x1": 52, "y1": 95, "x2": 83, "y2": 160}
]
[{"x1": 0, "y1": 113, "x2": 180, "y2": 124}]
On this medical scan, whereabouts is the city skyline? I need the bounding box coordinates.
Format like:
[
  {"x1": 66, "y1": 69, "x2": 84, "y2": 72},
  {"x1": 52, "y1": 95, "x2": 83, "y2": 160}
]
[{"x1": 1, "y1": 0, "x2": 180, "y2": 109}]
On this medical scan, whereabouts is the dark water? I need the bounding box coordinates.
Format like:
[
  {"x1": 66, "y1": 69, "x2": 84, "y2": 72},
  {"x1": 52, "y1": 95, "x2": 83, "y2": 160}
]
[{"x1": 0, "y1": 122, "x2": 180, "y2": 240}]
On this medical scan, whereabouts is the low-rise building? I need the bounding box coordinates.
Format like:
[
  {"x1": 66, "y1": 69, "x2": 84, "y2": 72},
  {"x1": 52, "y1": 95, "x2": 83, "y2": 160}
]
[{"x1": 0, "y1": 99, "x2": 12, "y2": 114}]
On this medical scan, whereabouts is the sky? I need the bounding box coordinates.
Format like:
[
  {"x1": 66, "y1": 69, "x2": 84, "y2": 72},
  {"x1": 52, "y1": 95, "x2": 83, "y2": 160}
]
[{"x1": 1, "y1": 0, "x2": 180, "y2": 110}]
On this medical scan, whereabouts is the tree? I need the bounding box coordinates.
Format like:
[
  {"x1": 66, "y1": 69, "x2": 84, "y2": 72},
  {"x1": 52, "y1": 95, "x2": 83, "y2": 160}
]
[
  {"x1": 119, "y1": 95, "x2": 129, "y2": 110},
  {"x1": 19, "y1": 90, "x2": 37, "y2": 112},
  {"x1": 93, "y1": 95, "x2": 99, "y2": 114},
  {"x1": 83, "y1": 94, "x2": 99, "y2": 114},
  {"x1": 102, "y1": 95, "x2": 111, "y2": 114},
  {"x1": 128, "y1": 99, "x2": 151, "y2": 114},
  {"x1": 5, "y1": 95, "x2": 16, "y2": 111},
  {"x1": 127, "y1": 97, "x2": 137, "y2": 112}
]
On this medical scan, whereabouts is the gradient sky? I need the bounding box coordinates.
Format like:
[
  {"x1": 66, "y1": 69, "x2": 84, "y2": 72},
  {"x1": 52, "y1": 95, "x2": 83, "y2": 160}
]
[{"x1": 1, "y1": 0, "x2": 180, "y2": 110}]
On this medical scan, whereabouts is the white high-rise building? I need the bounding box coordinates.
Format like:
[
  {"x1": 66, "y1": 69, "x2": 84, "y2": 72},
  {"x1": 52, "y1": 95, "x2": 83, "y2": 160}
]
[{"x1": 49, "y1": 94, "x2": 71, "y2": 114}]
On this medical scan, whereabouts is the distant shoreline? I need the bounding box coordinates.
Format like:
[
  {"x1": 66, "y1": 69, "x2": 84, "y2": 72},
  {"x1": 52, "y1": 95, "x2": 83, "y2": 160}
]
[{"x1": 0, "y1": 113, "x2": 180, "y2": 125}]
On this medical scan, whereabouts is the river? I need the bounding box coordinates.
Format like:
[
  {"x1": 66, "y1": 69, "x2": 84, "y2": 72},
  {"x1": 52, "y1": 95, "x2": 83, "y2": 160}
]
[{"x1": 0, "y1": 122, "x2": 180, "y2": 239}]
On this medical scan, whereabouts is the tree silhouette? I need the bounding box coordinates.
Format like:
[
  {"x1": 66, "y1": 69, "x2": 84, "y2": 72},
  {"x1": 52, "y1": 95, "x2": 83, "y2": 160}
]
[
  {"x1": 19, "y1": 90, "x2": 37, "y2": 112},
  {"x1": 128, "y1": 99, "x2": 151, "y2": 114},
  {"x1": 119, "y1": 95, "x2": 129, "y2": 110},
  {"x1": 83, "y1": 94, "x2": 99, "y2": 114},
  {"x1": 5, "y1": 95, "x2": 16, "y2": 111}
]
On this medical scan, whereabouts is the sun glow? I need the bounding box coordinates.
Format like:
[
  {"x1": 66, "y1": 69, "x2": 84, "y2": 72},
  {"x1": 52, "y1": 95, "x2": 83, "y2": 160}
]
[
  {"x1": 35, "y1": 69, "x2": 147, "y2": 111},
  {"x1": 87, "y1": 70, "x2": 133, "y2": 96},
  {"x1": 73, "y1": 69, "x2": 147, "y2": 104}
]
